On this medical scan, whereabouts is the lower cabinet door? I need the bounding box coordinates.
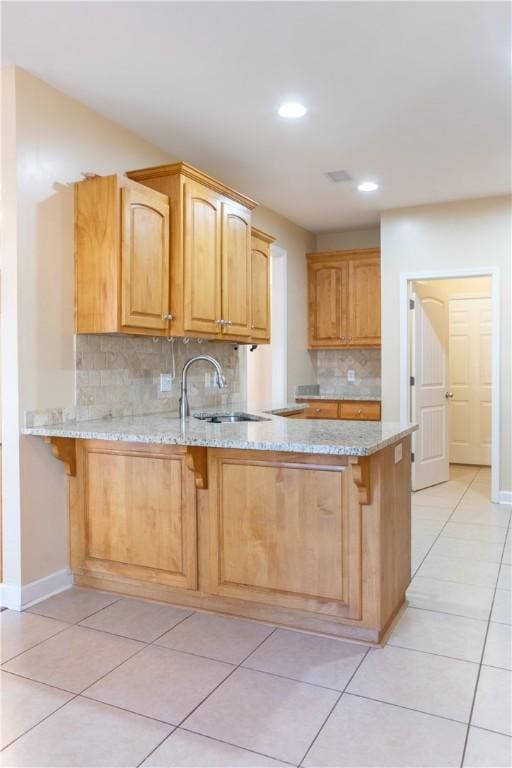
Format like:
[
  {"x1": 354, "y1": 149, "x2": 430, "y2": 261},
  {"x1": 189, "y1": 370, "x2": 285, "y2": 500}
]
[
  {"x1": 205, "y1": 449, "x2": 362, "y2": 619},
  {"x1": 74, "y1": 441, "x2": 198, "y2": 589}
]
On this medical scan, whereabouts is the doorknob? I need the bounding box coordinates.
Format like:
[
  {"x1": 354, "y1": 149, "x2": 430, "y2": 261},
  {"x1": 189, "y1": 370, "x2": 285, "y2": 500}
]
[{"x1": 445, "y1": 392, "x2": 454, "y2": 399}]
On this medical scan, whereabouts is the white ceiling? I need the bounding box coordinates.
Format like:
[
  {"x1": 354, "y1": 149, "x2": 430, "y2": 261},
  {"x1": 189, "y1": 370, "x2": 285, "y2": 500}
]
[{"x1": 2, "y1": 1, "x2": 511, "y2": 232}]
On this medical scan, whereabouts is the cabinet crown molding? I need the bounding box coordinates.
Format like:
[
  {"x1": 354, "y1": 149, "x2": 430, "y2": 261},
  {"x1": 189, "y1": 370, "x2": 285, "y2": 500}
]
[
  {"x1": 126, "y1": 161, "x2": 258, "y2": 211},
  {"x1": 251, "y1": 227, "x2": 276, "y2": 244},
  {"x1": 307, "y1": 248, "x2": 380, "y2": 263}
]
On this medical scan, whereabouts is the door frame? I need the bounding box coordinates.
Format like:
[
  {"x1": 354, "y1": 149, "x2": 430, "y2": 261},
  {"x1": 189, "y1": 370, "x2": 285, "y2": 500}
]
[{"x1": 399, "y1": 267, "x2": 501, "y2": 502}]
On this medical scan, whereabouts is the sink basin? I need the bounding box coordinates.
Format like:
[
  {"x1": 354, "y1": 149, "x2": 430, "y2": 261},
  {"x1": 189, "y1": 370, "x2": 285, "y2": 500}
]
[{"x1": 193, "y1": 411, "x2": 270, "y2": 424}]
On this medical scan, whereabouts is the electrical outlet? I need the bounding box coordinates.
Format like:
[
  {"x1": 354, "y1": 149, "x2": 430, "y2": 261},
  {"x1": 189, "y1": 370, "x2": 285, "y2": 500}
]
[
  {"x1": 347, "y1": 369, "x2": 356, "y2": 383},
  {"x1": 394, "y1": 443, "x2": 403, "y2": 463},
  {"x1": 160, "y1": 373, "x2": 172, "y2": 392}
]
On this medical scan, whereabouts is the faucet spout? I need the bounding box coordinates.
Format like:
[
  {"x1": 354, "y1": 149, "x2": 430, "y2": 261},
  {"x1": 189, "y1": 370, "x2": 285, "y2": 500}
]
[{"x1": 179, "y1": 355, "x2": 227, "y2": 421}]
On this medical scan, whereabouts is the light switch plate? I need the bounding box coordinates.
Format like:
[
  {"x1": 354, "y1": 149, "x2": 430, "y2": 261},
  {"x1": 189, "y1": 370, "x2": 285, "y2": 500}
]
[
  {"x1": 394, "y1": 443, "x2": 403, "y2": 463},
  {"x1": 160, "y1": 373, "x2": 172, "y2": 392},
  {"x1": 347, "y1": 369, "x2": 356, "y2": 383}
]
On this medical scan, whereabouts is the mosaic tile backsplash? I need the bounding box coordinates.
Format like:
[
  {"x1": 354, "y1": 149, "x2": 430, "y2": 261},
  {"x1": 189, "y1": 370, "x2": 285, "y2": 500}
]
[
  {"x1": 25, "y1": 335, "x2": 241, "y2": 427},
  {"x1": 311, "y1": 348, "x2": 381, "y2": 391}
]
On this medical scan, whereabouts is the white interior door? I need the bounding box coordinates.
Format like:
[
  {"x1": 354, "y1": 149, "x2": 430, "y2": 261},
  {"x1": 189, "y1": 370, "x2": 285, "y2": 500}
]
[
  {"x1": 449, "y1": 297, "x2": 492, "y2": 465},
  {"x1": 411, "y1": 282, "x2": 450, "y2": 490}
]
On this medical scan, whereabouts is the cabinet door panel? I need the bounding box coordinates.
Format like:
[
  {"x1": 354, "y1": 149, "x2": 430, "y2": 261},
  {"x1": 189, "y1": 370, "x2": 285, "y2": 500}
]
[
  {"x1": 207, "y1": 451, "x2": 361, "y2": 619},
  {"x1": 121, "y1": 186, "x2": 170, "y2": 331},
  {"x1": 183, "y1": 182, "x2": 222, "y2": 334},
  {"x1": 308, "y1": 264, "x2": 346, "y2": 347},
  {"x1": 250, "y1": 239, "x2": 270, "y2": 340},
  {"x1": 82, "y1": 445, "x2": 197, "y2": 589},
  {"x1": 347, "y1": 258, "x2": 381, "y2": 346},
  {"x1": 221, "y1": 204, "x2": 251, "y2": 338}
]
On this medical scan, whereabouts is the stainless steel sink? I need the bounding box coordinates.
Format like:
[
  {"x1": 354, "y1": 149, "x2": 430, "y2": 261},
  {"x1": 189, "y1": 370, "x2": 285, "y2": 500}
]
[{"x1": 193, "y1": 411, "x2": 270, "y2": 424}]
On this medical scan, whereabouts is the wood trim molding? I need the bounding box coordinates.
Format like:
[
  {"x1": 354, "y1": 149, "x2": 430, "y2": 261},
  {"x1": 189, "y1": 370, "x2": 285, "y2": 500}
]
[
  {"x1": 349, "y1": 456, "x2": 371, "y2": 505},
  {"x1": 306, "y1": 248, "x2": 380, "y2": 264},
  {"x1": 44, "y1": 437, "x2": 77, "y2": 477},
  {"x1": 251, "y1": 227, "x2": 276, "y2": 244},
  {"x1": 126, "y1": 162, "x2": 258, "y2": 210},
  {"x1": 185, "y1": 446, "x2": 208, "y2": 489}
]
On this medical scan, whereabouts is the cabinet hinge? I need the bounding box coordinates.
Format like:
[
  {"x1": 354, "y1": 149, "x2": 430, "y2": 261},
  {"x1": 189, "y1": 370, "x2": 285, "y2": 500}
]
[
  {"x1": 411, "y1": 452, "x2": 415, "y2": 463},
  {"x1": 410, "y1": 376, "x2": 415, "y2": 386},
  {"x1": 409, "y1": 298, "x2": 415, "y2": 309}
]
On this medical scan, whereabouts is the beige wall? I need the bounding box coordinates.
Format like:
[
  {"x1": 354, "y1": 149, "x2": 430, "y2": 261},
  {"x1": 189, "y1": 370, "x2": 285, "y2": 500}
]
[
  {"x1": 2, "y1": 67, "x2": 174, "y2": 588},
  {"x1": 315, "y1": 227, "x2": 380, "y2": 252},
  {"x1": 2, "y1": 68, "x2": 316, "y2": 592},
  {"x1": 381, "y1": 196, "x2": 511, "y2": 492},
  {"x1": 252, "y1": 206, "x2": 316, "y2": 394}
]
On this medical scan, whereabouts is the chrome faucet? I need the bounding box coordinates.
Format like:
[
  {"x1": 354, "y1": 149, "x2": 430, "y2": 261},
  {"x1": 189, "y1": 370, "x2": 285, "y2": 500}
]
[{"x1": 180, "y1": 355, "x2": 227, "y2": 421}]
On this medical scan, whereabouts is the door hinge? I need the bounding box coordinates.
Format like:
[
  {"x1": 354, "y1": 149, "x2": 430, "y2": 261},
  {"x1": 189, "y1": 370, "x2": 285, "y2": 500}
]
[
  {"x1": 411, "y1": 452, "x2": 415, "y2": 463},
  {"x1": 410, "y1": 375, "x2": 415, "y2": 386},
  {"x1": 409, "y1": 298, "x2": 415, "y2": 309}
]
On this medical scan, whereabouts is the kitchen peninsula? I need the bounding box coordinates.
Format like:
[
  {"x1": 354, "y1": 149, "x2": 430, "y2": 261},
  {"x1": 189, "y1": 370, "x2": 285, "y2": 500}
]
[{"x1": 25, "y1": 406, "x2": 416, "y2": 644}]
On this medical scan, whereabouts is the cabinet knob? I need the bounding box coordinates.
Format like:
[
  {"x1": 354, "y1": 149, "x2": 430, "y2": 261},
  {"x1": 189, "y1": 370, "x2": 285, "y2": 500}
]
[
  {"x1": 340, "y1": 336, "x2": 346, "y2": 341},
  {"x1": 216, "y1": 319, "x2": 224, "y2": 325},
  {"x1": 163, "y1": 313, "x2": 173, "y2": 321},
  {"x1": 315, "y1": 408, "x2": 321, "y2": 413},
  {"x1": 226, "y1": 320, "x2": 233, "y2": 326},
  {"x1": 357, "y1": 408, "x2": 363, "y2": 415}
]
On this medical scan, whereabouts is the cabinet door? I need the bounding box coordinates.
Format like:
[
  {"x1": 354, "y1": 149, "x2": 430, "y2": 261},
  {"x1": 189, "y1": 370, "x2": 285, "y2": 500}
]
[
  {"x1": 308, "y1": 263, "x2": 347, "y2": 347},
  {"x1": 76, "y1": 442, "x2": 197, "y2": 590},
  {"x1": 221, "y1": 203, "x2": 251, "y2": 338},
  {"x1": 250, "y1": 236, "x2": 270, "y2": 341},
  {"x1": 183, "y1": 181, "x2": 222, "y2": 335},
  {"x1": 121, "y1": 185, "x2": 170, "y2": 331},
  {"x1": 206, "y1": 450, "x2": 361, "y2": 619},
  {"x1": 347, "y1": 257, "x2": 381, "y2": 346}
]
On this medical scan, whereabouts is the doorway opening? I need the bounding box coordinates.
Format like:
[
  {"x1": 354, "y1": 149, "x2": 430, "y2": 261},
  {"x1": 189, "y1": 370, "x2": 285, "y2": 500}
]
[
  {"x1": 245, "y1": 244, "x2": 287, "y2": 403},
  {"x1": 403, "y1": 272, "x2": 500, "y2": 501}
]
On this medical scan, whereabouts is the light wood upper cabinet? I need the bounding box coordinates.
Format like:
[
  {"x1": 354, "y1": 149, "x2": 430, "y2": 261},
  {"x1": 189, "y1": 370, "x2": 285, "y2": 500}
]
[
  {"x1": 307, "y1": 249, "x2": 381, "y2": 348},
  {"x1": 308, "y1": 262, "x2": 347, "y2": 347},
  {"x1": 183, "y1": 181, "x2": 222, "y2": 335},
  {"x1": 121, "y1": 185, "x2": 170, "y2": 331},
  {"x1": 348, "y1": 257, "x2": 381, "y2": 346},
  {"x1": 75, "y1": 174, "x2": 171, "y2": 335},
  {"x1": 126, "y1": 163, "x2": 269, "y2": 344},
  {"x1": 221, "y1": 204, "x2": 251, "y2": 338},
  {"x1": 249, "y1": 228, "x2": 275, "y2": 341}
]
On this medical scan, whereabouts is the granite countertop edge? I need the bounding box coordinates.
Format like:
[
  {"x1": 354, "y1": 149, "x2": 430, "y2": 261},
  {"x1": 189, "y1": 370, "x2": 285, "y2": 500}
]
[{"x1": 23, "y1": 402, "x2": 417, "y2": 458}]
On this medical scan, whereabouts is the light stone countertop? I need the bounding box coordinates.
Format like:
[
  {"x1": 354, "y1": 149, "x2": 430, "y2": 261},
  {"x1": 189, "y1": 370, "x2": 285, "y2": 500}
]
[
  {"x1": 23, "y1": 401, "x2": 416, "y2": 457},
  {"x1": 295, "y1": 385, "x2": 381, "y2": 402}
]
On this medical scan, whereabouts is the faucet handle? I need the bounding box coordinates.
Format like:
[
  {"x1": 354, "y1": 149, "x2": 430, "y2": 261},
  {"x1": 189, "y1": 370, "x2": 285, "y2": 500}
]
[{"x1": 216, "y1": 371, "x2": 227, "y2": 388}]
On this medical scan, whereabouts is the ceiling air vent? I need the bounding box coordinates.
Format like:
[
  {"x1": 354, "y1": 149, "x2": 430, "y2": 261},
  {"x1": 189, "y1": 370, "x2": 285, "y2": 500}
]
[{"x1": 326, "y1": 170, "x2": 353, "y2": 183}]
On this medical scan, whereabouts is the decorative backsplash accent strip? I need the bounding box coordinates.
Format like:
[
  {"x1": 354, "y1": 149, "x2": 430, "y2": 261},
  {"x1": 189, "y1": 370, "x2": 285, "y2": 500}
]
[{"x1": 25, "y1": 335, "x2": 241, "y2": 427}]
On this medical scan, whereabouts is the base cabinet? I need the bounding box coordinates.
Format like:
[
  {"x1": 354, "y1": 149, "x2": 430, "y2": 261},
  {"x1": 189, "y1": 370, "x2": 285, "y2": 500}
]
[
  {"x1": 60, "y1": 436, "x2": 411, "y2": 644},
  {"x1": 71, "y1": 441, "x2": 198, "y2": 590},
  {"x1": 205, "y1": 450, "x2": 361, "y2": 619}
]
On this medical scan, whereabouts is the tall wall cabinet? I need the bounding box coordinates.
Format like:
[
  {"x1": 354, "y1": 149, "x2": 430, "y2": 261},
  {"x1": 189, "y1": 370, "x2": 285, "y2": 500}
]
[
  {"x1": 75, "y1": 163, "x2": 274, "y2": 345},
  {"x1": 307, "y1": 249, "x2": 381, "y2": 348}
]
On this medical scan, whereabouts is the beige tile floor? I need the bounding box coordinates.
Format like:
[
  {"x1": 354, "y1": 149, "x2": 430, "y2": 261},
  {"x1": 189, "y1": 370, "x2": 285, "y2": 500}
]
[{"x1": 1, "y1": 465, "x2": 511, "y2": 767}]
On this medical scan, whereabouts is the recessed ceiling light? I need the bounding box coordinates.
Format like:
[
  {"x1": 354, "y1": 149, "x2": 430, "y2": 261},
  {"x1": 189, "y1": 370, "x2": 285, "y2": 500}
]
[
  {"x1": 278, "y1": 102, "x2": 307, "y2": 118},
  {"x1": 358, "y1": 181, "x2": 379, "y2": 192}
]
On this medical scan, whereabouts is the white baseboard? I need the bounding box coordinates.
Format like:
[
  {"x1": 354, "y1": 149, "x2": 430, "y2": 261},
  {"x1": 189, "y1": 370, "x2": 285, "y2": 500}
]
[
  {"x1": 0, "y1": 569, "x2": 73, "y2": 611},
  {"x1": 498, "y1": 490, "x2": 512, "y2": 504}
]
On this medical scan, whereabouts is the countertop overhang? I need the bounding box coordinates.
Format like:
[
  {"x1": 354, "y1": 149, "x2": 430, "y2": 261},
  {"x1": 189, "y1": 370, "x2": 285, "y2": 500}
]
[{"x1": 23, "y1": 402, "x2": 417, "y2": 457}]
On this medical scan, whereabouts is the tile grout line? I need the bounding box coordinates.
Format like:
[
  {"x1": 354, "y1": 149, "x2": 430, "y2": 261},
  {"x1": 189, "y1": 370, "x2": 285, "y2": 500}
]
[
  {"x1": 298, "y1": 648, "x2": 370, "y2": 767},
  {"x1": 459, "y1": 504, "x2": 512, "y2": 767},
  {"x1": 135, "y1": 626, "x2": 281, "y2": 767},
  {"x1": 1, "y1": 628, "x2": 153, "y2": 754},
  {"x1": 411, "y1": 472, "x2": 482, "y2": 578}
]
